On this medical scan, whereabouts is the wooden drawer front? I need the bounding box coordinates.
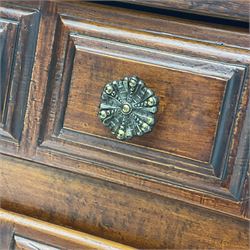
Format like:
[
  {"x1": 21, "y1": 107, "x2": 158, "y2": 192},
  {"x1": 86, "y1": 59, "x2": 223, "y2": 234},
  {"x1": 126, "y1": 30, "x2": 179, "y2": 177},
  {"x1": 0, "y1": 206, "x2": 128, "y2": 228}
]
[
  {"x1": 31, "y1": 3, "x2": 249, "y2": 217},
  {"x1": 63, "y1": 34, "x2": 243, "y2": 166},
  {"x1": 0, "y1": 209, "x2": 135, "y2": 250},
  {"x1": 0, "y1": 6, "x2": 39, "y2": 147}
]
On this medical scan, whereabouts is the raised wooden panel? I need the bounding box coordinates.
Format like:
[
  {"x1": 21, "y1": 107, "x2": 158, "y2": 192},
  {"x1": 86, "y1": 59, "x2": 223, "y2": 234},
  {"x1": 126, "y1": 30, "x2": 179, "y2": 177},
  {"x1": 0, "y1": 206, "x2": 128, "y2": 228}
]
[
  {"x1": 0, "y1": 18, "x2": 18, "y2": 140},
  {"x1": 65, "y1": 39, "x2": 224, "y2": 163},
  {"x1": 0, "y1": 6, "x2": 39, "y2": 146},
  {"x1": 63, "y1": 34, "x2": 245, "y2": 168},
  {"x1": 0, "y1": 19, "x2": 18, "y2": 125}
]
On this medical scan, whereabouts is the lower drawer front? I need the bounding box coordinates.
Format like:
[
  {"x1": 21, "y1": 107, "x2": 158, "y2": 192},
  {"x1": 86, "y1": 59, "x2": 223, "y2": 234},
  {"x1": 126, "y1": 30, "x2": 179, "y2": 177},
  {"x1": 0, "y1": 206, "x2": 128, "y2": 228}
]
[{"x1": 0, "y1": 208, "x2": 135, "y2": 250}]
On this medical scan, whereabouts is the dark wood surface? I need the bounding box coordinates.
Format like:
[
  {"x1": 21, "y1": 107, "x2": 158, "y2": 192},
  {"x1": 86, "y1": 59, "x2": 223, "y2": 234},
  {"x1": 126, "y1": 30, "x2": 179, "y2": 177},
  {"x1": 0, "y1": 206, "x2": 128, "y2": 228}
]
[
  {"x1": 35, "y1": 1, "x2": 249, "y2": 217},
  {"x1": 65, "y1": 43, "x2": 226, "y2": 162},
  {"x1": 0, "y1": 154, "x2": 249, "y2": 249},
  {"x1": 0, "y1": 4, "x2": 39, "y2": 143},
  {"x1": 119, "y1": 0, "x2": 250, "y2": 22},
  {"x1": 0, "y1": 1, "x2": 249, "y2": 249}
]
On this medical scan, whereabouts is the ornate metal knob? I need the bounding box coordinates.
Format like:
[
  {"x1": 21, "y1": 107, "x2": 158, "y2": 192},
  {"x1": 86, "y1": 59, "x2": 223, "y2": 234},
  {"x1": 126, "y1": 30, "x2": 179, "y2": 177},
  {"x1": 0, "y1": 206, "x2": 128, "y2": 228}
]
[{"x1": 98, "y1": 76, "x2": 159, "y2": 140}]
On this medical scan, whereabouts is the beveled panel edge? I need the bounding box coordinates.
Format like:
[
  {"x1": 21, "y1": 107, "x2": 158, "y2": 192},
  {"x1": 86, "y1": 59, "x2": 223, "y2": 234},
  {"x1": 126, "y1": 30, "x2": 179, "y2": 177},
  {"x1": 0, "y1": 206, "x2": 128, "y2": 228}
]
[
  {"x1": 57, "y1": 2, "x2": 250, "y2": 49},
  {"x1": 8, "y1": 10, "x2": 40, "y2": 142},
  {"x1": 228, "y1": 78, "x2": 249, "y2": 202},
  {"x1": 33, "y1": 145, "x2": 247, "y2": 219},
  {"x1": 0, "y1": 6, "x2": 40, "y2": 146},
  {"x1": 60, "y1": 14, "x2": 250, "y2": 64},
  {"x1": 0, "y1": 18, "x2": 18, "y2": 142},
  {"x1": 71, "y1": 33, "x2": 241, "y2": 80},
  {"x1": 0, "y1": 4, "x2": 39, "y2": 19},
  {"x1": 211, "y1": 65, "x2": 248, "y2": 178},
  {"x1": 38, "y1": 133, "x2": 224, "y2": 194},
  {"x1": 60, "y1": 128, "x2": 214, "y2": 176}
]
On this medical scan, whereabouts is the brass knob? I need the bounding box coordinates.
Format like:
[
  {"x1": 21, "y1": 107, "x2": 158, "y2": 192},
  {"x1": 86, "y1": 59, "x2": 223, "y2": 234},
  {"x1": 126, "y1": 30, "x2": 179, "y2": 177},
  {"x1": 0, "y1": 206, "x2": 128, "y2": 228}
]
[{"x1": 98, "y1": 76, "x2": 159, "y2": 140}]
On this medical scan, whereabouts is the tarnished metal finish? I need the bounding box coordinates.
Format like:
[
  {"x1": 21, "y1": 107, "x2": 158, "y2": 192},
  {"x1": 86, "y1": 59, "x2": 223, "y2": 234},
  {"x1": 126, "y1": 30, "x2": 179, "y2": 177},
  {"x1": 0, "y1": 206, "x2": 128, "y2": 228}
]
[{"x1": 98, "y1": 76, "x2": 159, "y2": 140}]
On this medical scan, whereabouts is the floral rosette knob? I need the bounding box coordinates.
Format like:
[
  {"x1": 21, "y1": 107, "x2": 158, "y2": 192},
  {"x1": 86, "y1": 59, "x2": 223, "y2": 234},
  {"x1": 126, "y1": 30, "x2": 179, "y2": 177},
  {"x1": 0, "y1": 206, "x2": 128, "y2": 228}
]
[{"x1": 98, "y1": 76, "x2": 159, "y2": 140}]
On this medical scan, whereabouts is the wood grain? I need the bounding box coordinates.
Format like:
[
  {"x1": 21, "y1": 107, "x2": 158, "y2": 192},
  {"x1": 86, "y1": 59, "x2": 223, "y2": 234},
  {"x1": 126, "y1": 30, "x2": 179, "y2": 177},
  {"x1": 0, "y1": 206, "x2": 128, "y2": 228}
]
[
  {"x1": 19, "y1": 1, "x2": 58, "y2": 156},
  {"x1": 3, "y1": 0, "x2": 245, "y2": 215},
  {"x1": 0, "y1": 217, "x2": 14, "y2": 250},
  {"x1": 35, "y1": 6, "x2": 248, "y2": 210},
  {"x1": 0, "y1": 155, "x2": 249, "y2": 249},
  {"x1": 0, "y1": 20, "x2": 17, "y2": 125},
  {"x1": 0, "y1": 3, "x2": 249, "y2": 247},
  {"x1": 57, "y1": 2, "x2": 250, "y2": 48},
  {"x1": 64, "y1": 39, "x2": 226, "y2": 162},
  {"x1": 0, "y1": 5, "x2": 39, "y2": 142},
  {"x1": 119, "y1": 0, "x2": 250, "y2": 22},
  {"x1": 0, "y1": 208, "x2": 135, "y2": 250}
]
